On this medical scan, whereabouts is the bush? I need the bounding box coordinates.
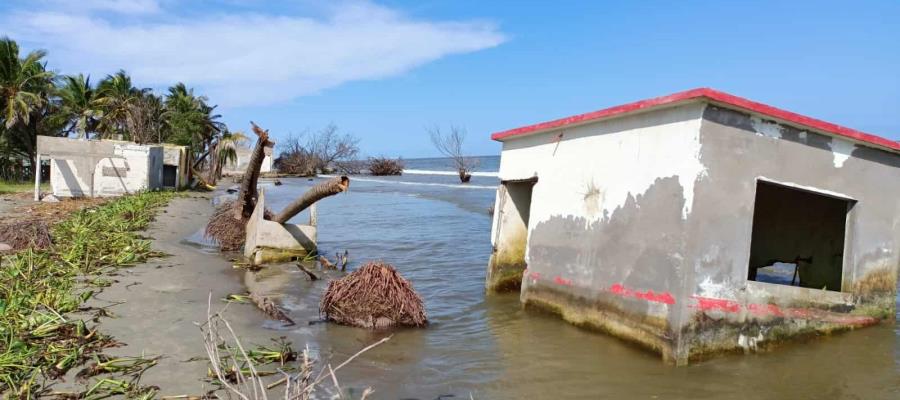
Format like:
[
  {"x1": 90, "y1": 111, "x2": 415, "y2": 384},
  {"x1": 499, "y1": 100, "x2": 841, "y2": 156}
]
[
  {"x1": 274, "y1": 148, "x2": 317, "y2": 176},
  {"x1": 367, "y1": 157, "x2": 404, "y2": 176}
]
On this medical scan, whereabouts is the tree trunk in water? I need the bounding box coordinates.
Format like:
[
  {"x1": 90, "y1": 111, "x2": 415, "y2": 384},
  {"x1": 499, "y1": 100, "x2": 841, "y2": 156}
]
[
  {"x1": 234, "y1": 122, "x2": 273, "y2": 219},
  {"x1": 271, "y1": 176, "x2": 349, "y2": 224}
]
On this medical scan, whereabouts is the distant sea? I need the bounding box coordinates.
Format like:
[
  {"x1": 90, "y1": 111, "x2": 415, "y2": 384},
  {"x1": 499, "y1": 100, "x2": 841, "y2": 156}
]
[{"x1": 401, "y1": 155, "x2": 499, "y2": 177}]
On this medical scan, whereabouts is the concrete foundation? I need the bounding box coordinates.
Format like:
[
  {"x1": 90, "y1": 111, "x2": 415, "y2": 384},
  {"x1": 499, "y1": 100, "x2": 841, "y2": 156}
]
[
  {"x1": 244, "y1": 189, "x2": 317, "y2": 265},
  {"x1": 488, "y1": 89, "x2": 900, "y2": 364}
]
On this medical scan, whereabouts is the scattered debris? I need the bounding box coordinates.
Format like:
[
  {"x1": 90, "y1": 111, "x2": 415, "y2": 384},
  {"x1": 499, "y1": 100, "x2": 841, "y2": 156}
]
[
  {"x1": 297, "y1": 262, "x2": 320, "y2": 280},
  {"x1": 0, "y1": 219, "x2": 51, "y2": 252},
  {"x1": 41, "y1": 194, "x2": 60, "y2": 203},
  {"x1": 319, "y1": 255, "x2": 336, "y2": 270},
  {"x1": 201, "y1": 302, "x2": 385, "y2": 399},
  {"x1": 248, "y1": 292, "x2": 295, "y2": 325},
  {"x1": 320, "y1": 261, "x2": 427, "y2": 329}
]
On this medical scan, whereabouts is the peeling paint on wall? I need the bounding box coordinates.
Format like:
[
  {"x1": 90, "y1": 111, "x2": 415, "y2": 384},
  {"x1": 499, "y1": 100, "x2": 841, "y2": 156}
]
[
  {"x1": 750, "y1": 116, "x2": 783, "y2": 139},
  {"x1": 829, "y1": 138, "x2": 855, "y2": 168}
]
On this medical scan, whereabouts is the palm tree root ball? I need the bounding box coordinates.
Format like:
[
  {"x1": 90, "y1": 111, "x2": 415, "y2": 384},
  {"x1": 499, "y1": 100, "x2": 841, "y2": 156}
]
[{"x1": 320, "y1": 261, "x2": 427, "y2": 329}]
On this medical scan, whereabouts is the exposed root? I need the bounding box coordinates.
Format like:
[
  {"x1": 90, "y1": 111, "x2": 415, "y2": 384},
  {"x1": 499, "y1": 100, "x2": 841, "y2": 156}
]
[
  {"x1": 204, "y1": 200, "x2": 272, "y2": 251},
  {"x1": 320, "y1": 261, "x2": 427, "y2": 329}
]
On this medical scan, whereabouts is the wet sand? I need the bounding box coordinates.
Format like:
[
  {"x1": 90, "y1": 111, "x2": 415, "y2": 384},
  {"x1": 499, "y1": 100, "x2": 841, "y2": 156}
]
[{"x1": 62, "y1": 194, "x2": 280, "y2": 396}]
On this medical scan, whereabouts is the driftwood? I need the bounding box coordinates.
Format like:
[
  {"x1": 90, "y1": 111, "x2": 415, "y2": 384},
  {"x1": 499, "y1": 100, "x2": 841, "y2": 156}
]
[
  {"x1": 320, "y1": 261, "x2": 427, "y2": 329},
  {"x1": 248, "y1": 292, "x2": 295, "y2": 325},
  {"x1": 297, "y1": 262, "x2": 320, "y2": 280},
  {"x1": 271, "y1": 176, "x2": 349, "y2": 224},
  {"x1": 234, "y1": 122, "x2": 274, "y2": 219}
]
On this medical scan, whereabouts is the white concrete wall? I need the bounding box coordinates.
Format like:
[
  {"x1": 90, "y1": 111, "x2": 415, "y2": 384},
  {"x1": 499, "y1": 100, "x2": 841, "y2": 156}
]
[
  {"x1": 51, "y1": 158, "x2": 92, "y2": 197},
  {"x1": 50, "y1": 143, "x2": 162, "y2": 197},
  {"x1": 497, "y1": 103, "x2": 707, "y2": 240}
]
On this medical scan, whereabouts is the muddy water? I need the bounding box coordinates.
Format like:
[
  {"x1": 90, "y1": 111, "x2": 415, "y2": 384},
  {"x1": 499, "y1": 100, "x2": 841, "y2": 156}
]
[{"x1": 243, "y1": 162, "x2": 899, "y2": 400}]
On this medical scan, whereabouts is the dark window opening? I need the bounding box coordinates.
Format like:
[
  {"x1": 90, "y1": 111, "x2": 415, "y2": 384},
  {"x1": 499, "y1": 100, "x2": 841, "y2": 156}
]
[{"x1": 747, "y1": 180, "x2": 852, "y2": 291}]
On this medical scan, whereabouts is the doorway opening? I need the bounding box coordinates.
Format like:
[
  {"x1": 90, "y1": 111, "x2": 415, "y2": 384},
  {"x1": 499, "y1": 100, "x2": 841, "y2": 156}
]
[
  {"x1": 486, "y1": 178, "x2": 536, "y2": 292},
  {"x1": 747, "y1": 180, "x2": 853, "y2": 291}
]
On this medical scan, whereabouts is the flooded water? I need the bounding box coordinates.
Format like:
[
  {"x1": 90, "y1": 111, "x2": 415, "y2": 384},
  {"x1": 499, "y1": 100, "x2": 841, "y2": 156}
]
[{"x1": 245, "y1": 156, "x2": 900, "y2": 400}]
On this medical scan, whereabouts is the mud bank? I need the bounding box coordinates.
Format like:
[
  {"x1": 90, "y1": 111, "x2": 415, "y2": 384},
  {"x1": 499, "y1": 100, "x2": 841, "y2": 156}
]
[{"x1": 59, "y1": 194, "x2": 278, "y2": 396}]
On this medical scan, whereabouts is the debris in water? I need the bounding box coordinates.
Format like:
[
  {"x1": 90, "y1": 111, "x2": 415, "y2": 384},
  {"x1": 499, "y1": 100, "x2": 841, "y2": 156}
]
[{"x1": 320, "y1": 261, "x2": 427, "y2": 329}]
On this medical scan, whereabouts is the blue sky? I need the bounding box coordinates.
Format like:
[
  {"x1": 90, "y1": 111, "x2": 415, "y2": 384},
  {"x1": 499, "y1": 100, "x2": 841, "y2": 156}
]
[{"x1": 3, "y1": 0, "x2": 898, "y2": 157}]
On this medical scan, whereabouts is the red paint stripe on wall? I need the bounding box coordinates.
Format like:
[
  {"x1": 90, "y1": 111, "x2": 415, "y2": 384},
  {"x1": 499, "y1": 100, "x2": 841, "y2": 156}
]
[
  {"x1": 609, "y1": 283, "x2": 676, "y2": 305},
  {"x1": 554, "y1": 276, "x2": 573, "y2": 286},
  {"x1": 691, "y1": 296, "x2": 741, "y2": 313}
]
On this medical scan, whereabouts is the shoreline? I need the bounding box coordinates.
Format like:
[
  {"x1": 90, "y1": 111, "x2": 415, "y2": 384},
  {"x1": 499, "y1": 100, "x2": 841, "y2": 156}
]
[{"x1": 58, "y1": 193, "x2": 280, "y2": 396}]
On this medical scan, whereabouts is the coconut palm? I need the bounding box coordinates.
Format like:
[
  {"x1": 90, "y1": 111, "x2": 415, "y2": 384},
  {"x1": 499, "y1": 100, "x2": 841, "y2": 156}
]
[
  {"x1": 95, "y1": 70, "x2": 146, "y2": 139},
  {"x1": 57, "y1": 74, "x2": 102, "y2": 138},
  {"x1": 0, "y1": 37, "x2": 53, "y2": 129}
]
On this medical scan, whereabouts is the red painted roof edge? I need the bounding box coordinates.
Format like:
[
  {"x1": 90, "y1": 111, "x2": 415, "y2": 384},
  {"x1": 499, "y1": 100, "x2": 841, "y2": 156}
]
[{"x1": 490, "y1": 88, "x2": 900, "y2": 153}]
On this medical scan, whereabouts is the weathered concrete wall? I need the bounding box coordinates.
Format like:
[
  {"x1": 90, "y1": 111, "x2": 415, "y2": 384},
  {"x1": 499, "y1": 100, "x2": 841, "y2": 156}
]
[
  {"x1": 41, "y1": 137, "x2": 164, "y2": 197},
  {"x1": 493, "y1": 100, "x2": 900, "y2": 364},
  {"x1": 498, "y1": 103, "x2": 708, "y2": 362},
  {"x1": 677, "y1": 105, "x2": 900, "y2": 362}
]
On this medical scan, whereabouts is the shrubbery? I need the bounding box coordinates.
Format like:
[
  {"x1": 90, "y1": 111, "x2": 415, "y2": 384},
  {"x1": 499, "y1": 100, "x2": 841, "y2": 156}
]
[{"x1": 367, "y1": 157, "x2": 404, "y2": 176}]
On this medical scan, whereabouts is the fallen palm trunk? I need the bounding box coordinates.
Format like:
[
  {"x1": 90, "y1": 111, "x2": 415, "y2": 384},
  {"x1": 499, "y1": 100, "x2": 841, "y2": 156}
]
[
  {"x1": 271, "y1": 176, "x2": 349, "y2": 224},
  {"x1": 204, "y1": 123, "x2": 273, "y2": 250},
  {"x1": 320, "y1": 262, "x2": 427, "y2": 329},
  {"x1": 234, "y1": 122, "x2": 274, "y2": 220}
]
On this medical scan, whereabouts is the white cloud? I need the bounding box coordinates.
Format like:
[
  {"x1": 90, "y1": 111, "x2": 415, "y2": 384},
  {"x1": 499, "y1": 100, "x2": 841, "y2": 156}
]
[
  {"x1": 2, "y1": 1, "x2": 505, "y2": 106},
  {"x1": 36, "y1": 0, "x2": 162, "y2": 14}
]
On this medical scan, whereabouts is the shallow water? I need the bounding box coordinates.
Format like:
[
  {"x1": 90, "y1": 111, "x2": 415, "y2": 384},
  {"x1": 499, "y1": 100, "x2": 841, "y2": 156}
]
[{"x1": 247, "y1": 157, "x2": 900, "y2": 399}]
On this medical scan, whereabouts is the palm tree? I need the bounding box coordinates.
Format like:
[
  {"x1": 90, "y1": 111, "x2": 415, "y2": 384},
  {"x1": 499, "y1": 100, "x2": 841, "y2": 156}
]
[
  {"x1": 0, "y1": 37, "x2": 53, "y2": 129},
  {"x1": 0, "y1": 37, "x2": 56, "y2": 175},
  {"x1": 208, "y1": 130, "x2": 248, "y2": 181},
  {"x1": 163, "y1": 82, "x2": 226, "y2": 173},
  {"x1": 95, "y1": 70, "x2": 145, "y2": 139},
  {"x1": 57, "y1": 74, "x2": 102, "y2": 138}
]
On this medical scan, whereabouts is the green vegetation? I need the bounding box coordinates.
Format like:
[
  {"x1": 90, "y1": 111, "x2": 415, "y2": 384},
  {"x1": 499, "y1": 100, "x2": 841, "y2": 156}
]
[
  {"x1": 0, "y1": 36, "x2": 238, "y2": 185},
  {"x1": 0, "y1": 181, "x2": 46, "y2": 195},
  {"x1": 0, "y1": 191, "x2": 172, "y2": 398}
]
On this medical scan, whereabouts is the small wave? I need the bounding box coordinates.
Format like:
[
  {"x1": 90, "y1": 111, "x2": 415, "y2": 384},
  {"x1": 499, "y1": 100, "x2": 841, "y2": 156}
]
[
  {"x1": 322, "y1": 175, "x2": 497, "y2": 190},
  {"x1": 403, "y1": 169, "x2": 499, "y2": 177}
]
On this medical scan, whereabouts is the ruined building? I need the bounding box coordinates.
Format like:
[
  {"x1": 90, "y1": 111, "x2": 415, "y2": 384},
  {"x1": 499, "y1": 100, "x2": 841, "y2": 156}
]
[{"x1": 486, "y1": 88, "x2": 900, "y2": 364}]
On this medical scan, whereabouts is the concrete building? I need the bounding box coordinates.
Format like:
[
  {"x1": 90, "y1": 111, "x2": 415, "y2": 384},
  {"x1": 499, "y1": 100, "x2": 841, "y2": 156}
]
[
  {"x1": 487, "y1": 88, "x2": 900, "y2": 364},
  {"x1": 35, "y1": 136, "x2": 189, "y2": 198},
  {"x1": 162, "y1": 144, "x2": 191, "y2": 189},
  {"x1": 223, "y1": 144, "x2": 274, "y2": 176}
]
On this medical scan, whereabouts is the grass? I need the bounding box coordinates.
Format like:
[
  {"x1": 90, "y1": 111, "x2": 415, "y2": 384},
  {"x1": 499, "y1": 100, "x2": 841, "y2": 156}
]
[
  {"x1": 0, "y1": 191, "x2": 173, "y2": 398},
  {"x1": 0, "y1": 181, "x2": 47, "y2": 195}
]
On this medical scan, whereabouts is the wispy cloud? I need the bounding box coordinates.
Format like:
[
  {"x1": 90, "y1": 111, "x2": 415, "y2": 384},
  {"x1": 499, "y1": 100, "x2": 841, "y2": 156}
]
[
  {"x1": 34, "y1": 0, "x2": 162, "y2": 15},
  {"x1": 3, "y1": 1, "x2": 505, "y2": 106}
]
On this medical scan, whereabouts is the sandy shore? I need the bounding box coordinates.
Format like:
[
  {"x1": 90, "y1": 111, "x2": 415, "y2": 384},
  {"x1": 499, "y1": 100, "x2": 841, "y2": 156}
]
[{"x1": 57, "y1": 194, "x2": 283, "y2": 396}]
